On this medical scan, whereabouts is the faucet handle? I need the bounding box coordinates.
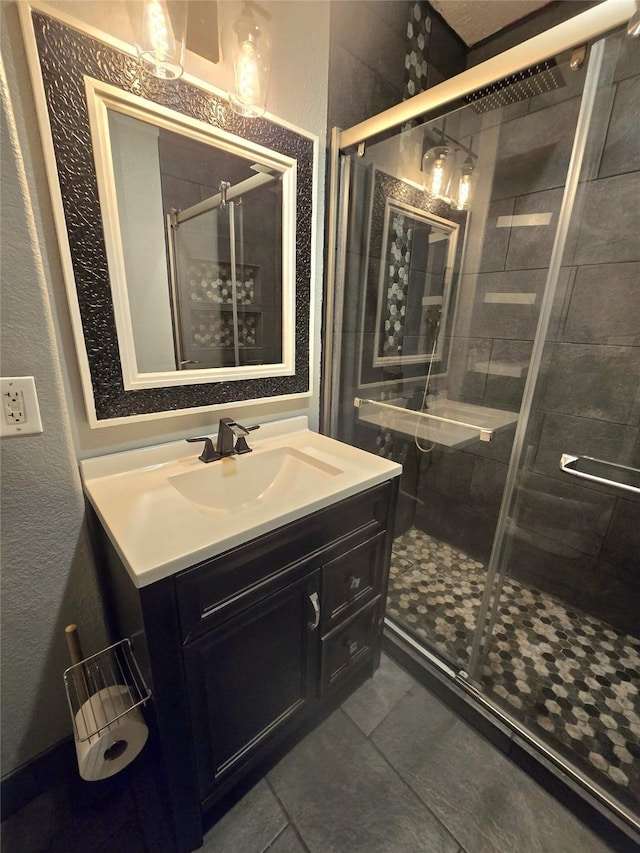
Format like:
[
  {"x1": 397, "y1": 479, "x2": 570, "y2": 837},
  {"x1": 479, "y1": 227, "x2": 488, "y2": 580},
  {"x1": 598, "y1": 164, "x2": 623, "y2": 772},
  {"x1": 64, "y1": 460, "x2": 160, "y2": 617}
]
[
  {"x1": 234, "y1": 424, "x2": 260, "y2": 455},
  {"x1": 186, "y1": 436, "x2": 221, "y2": 463}
]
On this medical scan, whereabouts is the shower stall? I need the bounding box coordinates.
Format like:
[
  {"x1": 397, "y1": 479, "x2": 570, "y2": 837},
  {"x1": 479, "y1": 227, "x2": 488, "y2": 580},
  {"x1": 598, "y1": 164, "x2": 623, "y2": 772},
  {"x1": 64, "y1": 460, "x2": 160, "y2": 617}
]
[{"x1": 325, "y1": 1, "x2": 639, "y2": 837}]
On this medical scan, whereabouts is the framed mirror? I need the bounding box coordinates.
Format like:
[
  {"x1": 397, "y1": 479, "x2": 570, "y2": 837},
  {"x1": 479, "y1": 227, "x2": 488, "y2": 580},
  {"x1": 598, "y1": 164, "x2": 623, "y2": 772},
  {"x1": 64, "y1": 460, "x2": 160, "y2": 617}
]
[
  {"x1": 359, "y1": 170, "x2": 458, "y2": 387},
  {"x1": 20, "y1": 5, "x2": 316, "y2": 425}
]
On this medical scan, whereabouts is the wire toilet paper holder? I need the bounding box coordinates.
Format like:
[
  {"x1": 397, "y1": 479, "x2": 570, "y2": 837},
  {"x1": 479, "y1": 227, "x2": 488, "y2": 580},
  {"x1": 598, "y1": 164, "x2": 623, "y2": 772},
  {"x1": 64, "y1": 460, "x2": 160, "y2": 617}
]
[{"x1": 64, "y1": 638, "x2": 151, "y2": 744}]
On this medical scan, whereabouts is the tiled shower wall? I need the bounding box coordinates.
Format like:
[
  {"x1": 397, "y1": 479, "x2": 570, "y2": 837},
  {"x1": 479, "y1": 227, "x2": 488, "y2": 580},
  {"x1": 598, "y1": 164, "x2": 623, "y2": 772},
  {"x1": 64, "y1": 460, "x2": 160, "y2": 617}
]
[
  {"x1": 328, "y1": 2, "x2": 465, "y2": 131},
  {"x1": 414, "y1": 38, "x2": 640, "y2": 638}
]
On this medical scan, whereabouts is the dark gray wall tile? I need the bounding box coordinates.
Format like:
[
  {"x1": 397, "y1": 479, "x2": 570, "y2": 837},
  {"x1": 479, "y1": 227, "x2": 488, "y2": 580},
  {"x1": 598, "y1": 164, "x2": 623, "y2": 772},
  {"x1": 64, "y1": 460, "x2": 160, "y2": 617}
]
[
  {"x1": 514, "y1": 470, "x2": 616, "y2": 559},
  {"x1": 469, "y1": 456, "x2": 508, "y2": 517},
  {"x1": 599, "y1": 76, "x2": 640, "y2": 178},
  {"x1": 572, "y1": 172, "x2": 640, "y2": 266},
  {"x1": 612, "y1": 31, "x2": 640, "y2": 82},
  {"x1": 342, "y1": 653, "x2": 416, "y2": 736},
  {"x1": 507, "y1": 535, "x2": 602, "y2": 615},
  {"x1": 504, "y1": 187, "x2": 564, "y2": 271},
  {"x1": 468, "y1": 269, "x2": 546, "y2": 340},
  {"x1": 414, "y1": 490, "x2": 497, "y2": 563},
  {"x1": 269, "y1": 709, "x2": 458, "y2": 853},
  {"x1": 477, "y1": 198, "x2": 515, "y2": 273},
  {"x1": 542, "y1": 343, "x2": 640, "y2": 425},
  {"x1": 328, "y1": 42, "x2": 402, "y2": 131},
  {"x1": 594, "y1": 567, "x2": 640, "y2": 638},
  {"x1": 601, "y1": 498, "x2": 640, "y2": 577},
  {"x1": 201, "y1": 779, "x2": 287, "y2": 852},
  {"x1": 417, "y1": 445, "x2": 475, "y2": 504},
  {"x1": 447, "y1": 337, "x2": 491, "y2": 401},
  {"x1": 490, "y1": 98, "x2": 580, "y2": 200},
  {"x1": 533, "y1": 411, "x2": 638, "y2": 483},
  {"x1": 562, "y1": 262, "x2": 640, "y2": 346},
  {"x1": 372, "y1": 688, "x2": 611, "y2": 853},
  {"x1": 428, "y1": 14, "x2": 466, "y2": 81},
  {"x1": 365, "y1": 0, "x2": 410, "y2": 37},
  {"x1": 331, "y1": 1, "x2": 408, "y2": 93},
  {"x1": 483, "y1": 339, "x2": 532, "y2": 410}
]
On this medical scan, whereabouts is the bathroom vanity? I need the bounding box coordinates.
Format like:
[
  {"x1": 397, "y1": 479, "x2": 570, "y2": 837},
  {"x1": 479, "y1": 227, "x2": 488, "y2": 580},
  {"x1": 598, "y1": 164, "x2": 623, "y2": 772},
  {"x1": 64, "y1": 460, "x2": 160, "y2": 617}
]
[{"x1": 81, "y1": 418, "x2": 400, "y2": 851}]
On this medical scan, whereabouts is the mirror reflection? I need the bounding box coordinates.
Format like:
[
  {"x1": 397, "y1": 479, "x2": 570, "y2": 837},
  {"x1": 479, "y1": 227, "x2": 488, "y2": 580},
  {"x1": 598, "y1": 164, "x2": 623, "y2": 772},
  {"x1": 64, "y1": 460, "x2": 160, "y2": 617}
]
[
  {"x1": 360, "y1": 170, "x2": 458, "y2": 387},
  {"x1": 108, "y1": 109, "x2": 284, "y2": 374}
]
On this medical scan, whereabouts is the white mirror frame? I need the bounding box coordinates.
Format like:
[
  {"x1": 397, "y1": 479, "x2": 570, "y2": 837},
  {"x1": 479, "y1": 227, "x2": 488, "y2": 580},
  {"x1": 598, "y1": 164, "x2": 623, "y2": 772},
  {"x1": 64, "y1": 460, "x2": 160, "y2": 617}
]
[
  {"x1": 372, "y1": 199, "x2": 457, "y2": 369},
  {"x1": 19, "y1": 1, "x2": 317, "y2": 427},
  {"x1": 85, "y1": 78, "x2": 297, "y2": 391}
]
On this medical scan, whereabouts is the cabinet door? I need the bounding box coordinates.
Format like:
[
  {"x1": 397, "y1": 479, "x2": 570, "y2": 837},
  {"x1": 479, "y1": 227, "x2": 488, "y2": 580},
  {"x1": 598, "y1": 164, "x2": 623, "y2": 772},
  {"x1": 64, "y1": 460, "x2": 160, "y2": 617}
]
[{"x1": 184, "y1": 570, "x2": 320, "y2": 801}]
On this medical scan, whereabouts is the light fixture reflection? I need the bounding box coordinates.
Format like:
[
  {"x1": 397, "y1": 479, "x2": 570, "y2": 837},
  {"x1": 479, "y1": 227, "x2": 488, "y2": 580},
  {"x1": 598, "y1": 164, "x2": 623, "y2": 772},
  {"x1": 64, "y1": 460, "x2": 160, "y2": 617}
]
[
  {"x1": 453, "y1": 157, "x2": 476, "y2": 210},
  {"x1": 422, "y1": 144, "x2": 453, "y2": 200}
]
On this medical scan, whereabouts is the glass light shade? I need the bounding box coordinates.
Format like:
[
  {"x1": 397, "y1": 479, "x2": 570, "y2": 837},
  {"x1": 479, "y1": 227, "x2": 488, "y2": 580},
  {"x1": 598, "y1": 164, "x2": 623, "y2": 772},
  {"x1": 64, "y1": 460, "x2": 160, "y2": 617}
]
[
  {"x1": 452, "y1": 159, "x2": 476, "y2": 211},
  {"x1": 422, "y1": 146, "x2": 453, "y2": 200},
  {"x1": 138, "y1": 0, "x2": 187, "y2": 80},
  {"x1": 223, "y1": 6, "x2": 272, "y2": 118}
]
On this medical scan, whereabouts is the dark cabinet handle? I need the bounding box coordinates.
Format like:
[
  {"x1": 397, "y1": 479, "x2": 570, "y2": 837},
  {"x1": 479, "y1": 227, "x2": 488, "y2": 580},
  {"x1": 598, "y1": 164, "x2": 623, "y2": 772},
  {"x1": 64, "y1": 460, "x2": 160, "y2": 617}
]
[
  {"x1": 347, "y1": 575, "x2": 362, "y2": 592},
  {"x1": 344, "y1": 638, "x2": 358, "y2": 656},
  {"x1": 308, "y1": 592, "x2": 320, "y2": 631}
]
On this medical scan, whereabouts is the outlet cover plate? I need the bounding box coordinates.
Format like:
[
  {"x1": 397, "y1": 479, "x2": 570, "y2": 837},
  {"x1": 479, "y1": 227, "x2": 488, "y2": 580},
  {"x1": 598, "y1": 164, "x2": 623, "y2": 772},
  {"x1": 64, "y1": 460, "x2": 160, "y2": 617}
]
[{"x1": 1, "y1": 376, "x2": 43, "y2": 437}]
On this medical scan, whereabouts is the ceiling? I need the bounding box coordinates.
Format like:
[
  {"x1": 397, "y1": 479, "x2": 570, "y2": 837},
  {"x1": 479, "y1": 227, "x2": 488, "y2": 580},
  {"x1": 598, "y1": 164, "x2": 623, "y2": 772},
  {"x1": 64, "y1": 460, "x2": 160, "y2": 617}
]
[{"x1": 429, "y1": 0, "x2": 554, "y2": 46}]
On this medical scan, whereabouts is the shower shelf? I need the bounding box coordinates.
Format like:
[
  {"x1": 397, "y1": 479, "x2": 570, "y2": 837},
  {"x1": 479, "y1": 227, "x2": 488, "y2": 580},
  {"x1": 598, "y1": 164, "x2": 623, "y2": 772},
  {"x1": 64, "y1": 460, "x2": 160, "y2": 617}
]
[{"x1": 354, "y1": 396, "x2": 518, "y2": 449}]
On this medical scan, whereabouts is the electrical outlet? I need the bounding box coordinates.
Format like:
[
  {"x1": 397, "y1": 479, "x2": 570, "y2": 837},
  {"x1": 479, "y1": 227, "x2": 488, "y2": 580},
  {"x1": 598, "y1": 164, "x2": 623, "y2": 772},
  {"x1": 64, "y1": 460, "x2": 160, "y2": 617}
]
[{"x1": 1, "y1": 377, "x2": 43, "y2": 437}]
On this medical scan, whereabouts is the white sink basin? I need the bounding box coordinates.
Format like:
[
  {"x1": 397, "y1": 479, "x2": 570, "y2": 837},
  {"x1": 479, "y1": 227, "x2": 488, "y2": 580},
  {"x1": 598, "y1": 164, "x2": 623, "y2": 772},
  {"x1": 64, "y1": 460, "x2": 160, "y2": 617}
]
[
  {"x1": 80, "y1": 417, "x2": 401, "y2": 588},
  {"x1": 168, "y1": 447, "x2": 342, "y2": 512}
]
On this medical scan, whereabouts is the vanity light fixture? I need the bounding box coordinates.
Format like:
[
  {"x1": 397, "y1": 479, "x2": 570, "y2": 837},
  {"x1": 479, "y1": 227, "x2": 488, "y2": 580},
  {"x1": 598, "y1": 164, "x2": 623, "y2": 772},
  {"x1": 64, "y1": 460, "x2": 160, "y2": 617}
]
[
  {"x1": 138, "y1": 0, "x2": 188, "y2": 80},
  {"x1": 225, "y1": 2, "x2": 272, "y2": 118}
]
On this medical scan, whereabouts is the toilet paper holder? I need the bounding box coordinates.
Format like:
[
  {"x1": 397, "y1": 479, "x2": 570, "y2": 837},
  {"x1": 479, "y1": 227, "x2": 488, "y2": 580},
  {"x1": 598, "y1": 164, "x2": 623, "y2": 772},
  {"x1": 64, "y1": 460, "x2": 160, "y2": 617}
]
[{"x1": 63, "y1": 638, "x2": 151, "y2": 743}]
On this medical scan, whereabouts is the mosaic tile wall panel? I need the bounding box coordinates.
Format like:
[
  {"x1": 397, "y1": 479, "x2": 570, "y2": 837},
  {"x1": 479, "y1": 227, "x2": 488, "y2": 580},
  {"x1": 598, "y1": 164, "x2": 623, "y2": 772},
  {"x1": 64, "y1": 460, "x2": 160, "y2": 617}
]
[
  {"x1": 387, "y1": 527, "x2": 640, "y2": 812},
  {"x1": 187, "y1": 261, "x2": 258, "y2": 306},
  {"x1": 190, "y1": 311, "x2": 258, "y2": 350},
  {"x1": 381, "y1": 214, "x2": 414, "y2": 357}
]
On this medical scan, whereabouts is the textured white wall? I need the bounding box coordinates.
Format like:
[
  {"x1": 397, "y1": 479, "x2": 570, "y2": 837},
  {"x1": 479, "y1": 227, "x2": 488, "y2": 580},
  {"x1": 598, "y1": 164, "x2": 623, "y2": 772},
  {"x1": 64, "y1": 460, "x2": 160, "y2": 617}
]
[{"x1": 0, "y1": 0, "x2": 329, "y2": 777}]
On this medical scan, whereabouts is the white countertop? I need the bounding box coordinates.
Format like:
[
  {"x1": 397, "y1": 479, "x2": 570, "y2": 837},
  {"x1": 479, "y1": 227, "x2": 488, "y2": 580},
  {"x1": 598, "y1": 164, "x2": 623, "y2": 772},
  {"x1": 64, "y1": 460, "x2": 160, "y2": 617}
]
[{"x1": 81, "y1": 417, "x2": 401, "y2": 588}]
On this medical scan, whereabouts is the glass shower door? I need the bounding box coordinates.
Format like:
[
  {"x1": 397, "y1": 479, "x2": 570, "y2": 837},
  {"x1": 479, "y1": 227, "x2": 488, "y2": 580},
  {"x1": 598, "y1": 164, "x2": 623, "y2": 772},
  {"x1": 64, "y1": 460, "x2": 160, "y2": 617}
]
[
  {"x1": 469, "y1": 29, "x2": 640, "y2": 819},
  {"x1": 334, "y1": 46, "x2": 592, "y2": 676}
]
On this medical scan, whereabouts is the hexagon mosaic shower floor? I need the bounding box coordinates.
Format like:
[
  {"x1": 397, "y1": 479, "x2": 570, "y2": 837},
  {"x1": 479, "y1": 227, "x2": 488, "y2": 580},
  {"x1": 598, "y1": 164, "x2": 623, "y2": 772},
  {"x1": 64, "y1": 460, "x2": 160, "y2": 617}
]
[{"x1": 387, "y1": 527, "x2": 640, "y2": 811}]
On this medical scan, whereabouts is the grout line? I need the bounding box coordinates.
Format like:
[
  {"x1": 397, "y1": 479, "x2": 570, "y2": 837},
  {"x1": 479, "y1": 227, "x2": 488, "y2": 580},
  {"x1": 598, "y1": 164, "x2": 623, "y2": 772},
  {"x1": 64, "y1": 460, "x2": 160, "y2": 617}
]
[
  {"x1": 260, "y1": 822, "x2": 290, "y2": 852},
  {"x1": 349, "y1": 707, "x2": 466, "y2": 852},
  {"x1": 263, "y1": 777, "x2": 311, "y2": 853}
]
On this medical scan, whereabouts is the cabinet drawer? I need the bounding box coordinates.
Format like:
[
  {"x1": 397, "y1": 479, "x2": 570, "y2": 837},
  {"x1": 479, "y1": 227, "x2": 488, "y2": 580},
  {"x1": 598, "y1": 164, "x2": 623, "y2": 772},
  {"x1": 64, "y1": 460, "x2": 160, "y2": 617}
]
[
  {"x1": 176, "y1": 483, "x2": 392, "y2": 643},
  {"x1": 321, "y1": 597, "x2": 381, "y2": 693},
  {"x1": 321, "y1": 533, "x2": 384, "y2": 632}
]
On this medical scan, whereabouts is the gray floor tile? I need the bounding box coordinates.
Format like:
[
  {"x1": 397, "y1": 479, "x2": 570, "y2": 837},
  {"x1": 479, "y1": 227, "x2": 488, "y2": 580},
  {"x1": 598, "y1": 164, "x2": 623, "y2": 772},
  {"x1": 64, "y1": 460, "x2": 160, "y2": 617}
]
[
  {"x1": 269, "y1": 708, "x2": 458, "y2": 853},
  {"x1": 342, "y1": 652, "x2": 417, "y2": 735},
  {"x1": 201, "y1": 779, "x2": 287, "y2": 852},
  {"x1": 372, "y1": 688, "x2": 614, "y2": 853},
  {"x1": 265, "y1": 824, "x2": 307, "y2": 852}
]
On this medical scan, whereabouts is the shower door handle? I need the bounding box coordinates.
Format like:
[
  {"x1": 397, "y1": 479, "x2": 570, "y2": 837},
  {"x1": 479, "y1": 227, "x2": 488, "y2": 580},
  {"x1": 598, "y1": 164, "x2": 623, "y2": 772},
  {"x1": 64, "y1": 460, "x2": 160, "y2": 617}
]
[{"x1": 560, "y1": 453, "x2": 640, "y2": 495}]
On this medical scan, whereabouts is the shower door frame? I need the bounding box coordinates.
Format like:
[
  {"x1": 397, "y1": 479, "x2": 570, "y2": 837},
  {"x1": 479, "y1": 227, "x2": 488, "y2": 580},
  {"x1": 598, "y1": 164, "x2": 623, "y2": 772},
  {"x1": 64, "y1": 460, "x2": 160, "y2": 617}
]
[{"x1": 323, "y1": 0, "x2": 639, "y2": 836}]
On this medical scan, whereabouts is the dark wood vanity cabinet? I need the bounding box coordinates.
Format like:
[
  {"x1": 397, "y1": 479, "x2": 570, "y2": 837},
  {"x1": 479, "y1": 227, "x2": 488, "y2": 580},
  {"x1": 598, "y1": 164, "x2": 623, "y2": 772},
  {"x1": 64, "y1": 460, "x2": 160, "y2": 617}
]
[{"x1": 97, "y1": 478, "x2": 398, "y2": 852}]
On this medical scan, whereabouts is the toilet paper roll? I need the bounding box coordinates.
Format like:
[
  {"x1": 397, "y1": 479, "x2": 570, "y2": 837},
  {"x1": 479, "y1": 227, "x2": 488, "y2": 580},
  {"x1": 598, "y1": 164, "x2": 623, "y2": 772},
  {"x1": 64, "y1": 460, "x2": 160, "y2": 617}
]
[{"x1": 74, "y1": 684, "x2": 148, "y2": 781}]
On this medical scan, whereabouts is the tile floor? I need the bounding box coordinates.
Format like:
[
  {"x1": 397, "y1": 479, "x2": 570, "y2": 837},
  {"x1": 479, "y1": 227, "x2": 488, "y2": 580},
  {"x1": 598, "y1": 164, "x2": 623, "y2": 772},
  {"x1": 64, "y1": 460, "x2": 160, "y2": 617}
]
[
  {"x1": 202, "y1": 654, "x2": 614, "y2": 852},
  {"x1": 387, "y1": 527, "x2": 640, "y2": 814},
  {"x1": 1, "y1": 654, "x2": 624, "y2": 852}
]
